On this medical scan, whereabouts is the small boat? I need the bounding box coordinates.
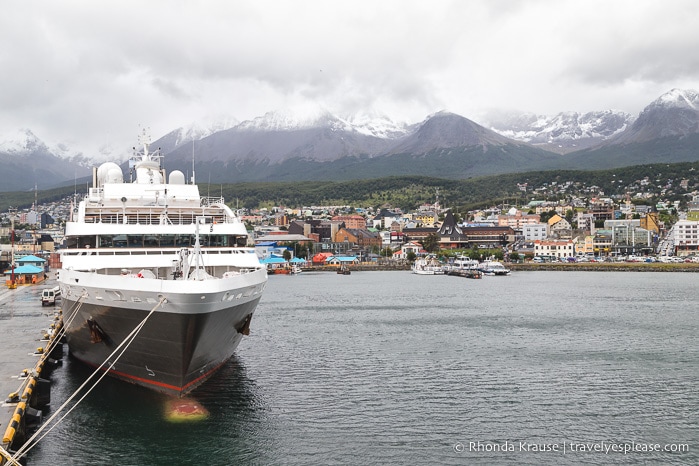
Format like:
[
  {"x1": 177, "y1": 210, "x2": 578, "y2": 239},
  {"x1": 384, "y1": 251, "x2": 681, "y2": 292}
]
[
  {"x1": 412, "y1": 257, "x2": 445, "y2": 275},
  {"x1": 445, "y1": 255, "x2": 479, "y2": 275},
  {"x1": 478, "y1": 260, "x2": 511, "y2": 276},
  {"x1": 337, "y1": 265, "x2": 351, "y2": 275}
]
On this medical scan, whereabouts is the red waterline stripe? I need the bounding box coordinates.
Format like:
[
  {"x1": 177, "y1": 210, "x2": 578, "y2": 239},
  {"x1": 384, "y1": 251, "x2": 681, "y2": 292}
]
[{"x1": 80, "y1": 360, "x2": 227, "y2": 392}]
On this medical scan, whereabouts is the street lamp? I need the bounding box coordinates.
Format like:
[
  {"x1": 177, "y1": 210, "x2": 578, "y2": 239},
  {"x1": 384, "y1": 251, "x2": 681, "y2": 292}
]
[{"x1": 8, "y1": 207, "x2": 16, "y2": 289}]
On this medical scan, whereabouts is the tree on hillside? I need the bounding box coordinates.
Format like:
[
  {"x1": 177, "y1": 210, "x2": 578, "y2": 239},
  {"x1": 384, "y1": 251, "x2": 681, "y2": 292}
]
[{"x1": 539, "y1": 210, "x2": 557, "y2": 223}]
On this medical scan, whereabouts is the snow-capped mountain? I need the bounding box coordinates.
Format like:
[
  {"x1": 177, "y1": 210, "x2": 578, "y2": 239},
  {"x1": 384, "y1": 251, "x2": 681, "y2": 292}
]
[
  {"x1": 234, "y1": 108, "x2": 411, "y2": 139},
  {"x1": 483, "y1": 109, "x2": 634, "y2": 153},
  {"x1": 152, "y1": 117, "x2": 240, "y2": 155},
  {"x1": 0, "y1": 129, "x2": 92, "y2": 192},
  {"x1": 5, "y1": 88, "x2": 699, "y2": 191},
  {"x1": 609, "y1": 88, "x2": 699, "y2": 144},
  {"x1": 0, "y1": 128, "x2": 49, "y2": 154}
]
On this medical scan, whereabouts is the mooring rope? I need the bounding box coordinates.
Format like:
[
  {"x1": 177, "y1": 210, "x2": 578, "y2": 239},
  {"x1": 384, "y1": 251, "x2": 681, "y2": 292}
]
[
  {"x1": 0, "y1": 446, "x2": 20, "y2": 466},
  {"x1": 11, "y1": 297, "x2": 166, "y2": 461}
]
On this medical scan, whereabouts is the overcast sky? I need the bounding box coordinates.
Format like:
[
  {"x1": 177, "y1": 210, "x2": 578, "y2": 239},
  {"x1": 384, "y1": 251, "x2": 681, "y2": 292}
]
[{"x1": 2, "y1": 0, "x2": 699, "y2": 156}]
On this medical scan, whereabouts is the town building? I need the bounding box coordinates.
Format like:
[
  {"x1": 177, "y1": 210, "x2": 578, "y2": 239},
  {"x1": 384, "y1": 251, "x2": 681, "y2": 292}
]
[
  {"x1": 534, "y1": 239, "x2": 575, "y2": 259},
  {"x1": 521, "y1": 223, "x2": 548, "y2": 241},
  {"x1": 673, "y1": 220, "x2": 699, "y2": 255},
  {"x1": 497, "y1": 208, "x2": 541, "y2": 230},
  {"x1": 331, "y1": 215, "x2": 366, "y2": 229}
]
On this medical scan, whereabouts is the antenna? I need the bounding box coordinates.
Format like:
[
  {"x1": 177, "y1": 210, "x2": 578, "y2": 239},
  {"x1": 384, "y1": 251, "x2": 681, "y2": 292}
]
[{"x1": 191, "y1": 139, "x2": 196, "y2": 185}]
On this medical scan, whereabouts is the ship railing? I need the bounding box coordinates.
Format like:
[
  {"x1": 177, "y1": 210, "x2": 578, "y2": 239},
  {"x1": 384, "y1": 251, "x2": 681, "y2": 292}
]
[
  {"x1": 61, "y1": 247, "x2": 258, "y2": 258},
  {"x1": 82, "y1": 207, "x2": 236, "y2": 225},
  {"x1": 201, "y1": 196, "x2": 225, "y2": 207},
  {"x1": 60, "y1": 247, "x2": 261, "y2": 271}
]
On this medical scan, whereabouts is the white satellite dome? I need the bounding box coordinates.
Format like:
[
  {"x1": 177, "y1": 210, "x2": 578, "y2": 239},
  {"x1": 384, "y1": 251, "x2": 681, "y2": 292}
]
[
  {"x1": 97, "y1": 162, "x2": 123, "y2": 186},
  {"x1": 106, "y1": 167, "x2": 124, "y2": 184},
  {"x1": 169, "y1": 170, "x2": 185, "y2": 185}
]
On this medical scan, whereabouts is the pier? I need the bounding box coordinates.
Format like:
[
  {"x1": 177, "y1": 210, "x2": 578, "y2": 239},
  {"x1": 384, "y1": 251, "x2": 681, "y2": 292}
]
[{"x1": 0, "y1": 279, "x2": 63, "y2": 464}]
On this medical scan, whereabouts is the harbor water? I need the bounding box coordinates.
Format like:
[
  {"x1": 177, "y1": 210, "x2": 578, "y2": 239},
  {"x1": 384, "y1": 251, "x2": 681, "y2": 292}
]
[{"x1": 11, "y1": 271, "x2": 699, "y2": 465}]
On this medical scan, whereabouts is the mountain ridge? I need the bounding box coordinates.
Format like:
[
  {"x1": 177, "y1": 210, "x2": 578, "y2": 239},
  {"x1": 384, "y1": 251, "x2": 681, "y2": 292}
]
[{"x1": 3, "y1": 88, "x2": 699, "y2": 191}]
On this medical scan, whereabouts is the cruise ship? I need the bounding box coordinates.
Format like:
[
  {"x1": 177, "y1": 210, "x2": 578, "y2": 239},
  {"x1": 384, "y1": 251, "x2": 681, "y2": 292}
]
[{"x1": 58, "y1": 135, "x2": 267, "y2": 396}]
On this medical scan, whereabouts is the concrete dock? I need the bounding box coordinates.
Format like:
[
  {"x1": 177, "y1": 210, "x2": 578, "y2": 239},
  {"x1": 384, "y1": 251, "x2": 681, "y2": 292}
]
[{"x1": 0, "y1": 279, "x2": 63, "y2": 463}]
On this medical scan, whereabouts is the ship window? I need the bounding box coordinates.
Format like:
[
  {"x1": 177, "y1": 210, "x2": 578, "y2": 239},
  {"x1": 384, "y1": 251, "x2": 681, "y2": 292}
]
[
  {"x1": 114, "y1": 235, "x2": 128, "y2": 247},
  {"x1": 144, "y1": 236, "x2": 159, "y2": 247},
  {"x1": 174, "y1": 235, "x2": 190, "y2": 247},
  {"x1": 128, "y1": 235, "x2": 144, "y2": 247},
  {"x1": 209, "y1": 235, "x2": 225, "y2": 247},
  {"x1": 99, "y1": 235, "x2": 114, "y2": 248},
  {"x1": 160, "y1": 235, "x2": 175, "y2": 247},
  {"x1": 77, "y1": 236, "x2": 97, "y2": 248}
]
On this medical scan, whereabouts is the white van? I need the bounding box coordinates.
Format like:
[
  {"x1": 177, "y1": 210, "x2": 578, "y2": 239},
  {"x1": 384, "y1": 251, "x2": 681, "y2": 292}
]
[{"x1": 41, "y1": 286, "x2": 61, "y2": 306}]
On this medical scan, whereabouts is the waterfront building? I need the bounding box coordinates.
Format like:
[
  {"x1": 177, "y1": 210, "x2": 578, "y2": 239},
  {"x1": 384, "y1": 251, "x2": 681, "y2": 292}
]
[
  {"x1": 604, "y1": 219, "x2": 655, "y2": 255},
  {"x1": 533, "y1": 239, "x2": 575, "y2": 259},
  {"x1": 673, "y1": 219, "x2": 699, "y2": 255}
]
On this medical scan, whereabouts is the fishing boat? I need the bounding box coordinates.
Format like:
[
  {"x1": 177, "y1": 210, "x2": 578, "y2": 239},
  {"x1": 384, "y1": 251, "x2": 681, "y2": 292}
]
[{"x1": 58, "y1": 133, "x2": 268, "y2": 397}]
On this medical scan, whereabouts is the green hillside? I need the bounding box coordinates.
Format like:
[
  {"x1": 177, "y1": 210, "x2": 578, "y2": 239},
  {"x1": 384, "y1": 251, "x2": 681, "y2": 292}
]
[{"x1": 3, "y1": 161, "x2": 699, "y2": 215}]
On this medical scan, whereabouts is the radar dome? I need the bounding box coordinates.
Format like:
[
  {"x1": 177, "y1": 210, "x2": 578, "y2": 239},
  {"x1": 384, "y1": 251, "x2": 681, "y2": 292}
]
[
  {"x1": 106, "y1": 167, "x2": 124, "y2": 184},
  {"x1": 169, "y1": 170, "x2": 186, "y2": 185},
  {"x1": 97, "y1": 162, "x2": 123, "y2": 186}
]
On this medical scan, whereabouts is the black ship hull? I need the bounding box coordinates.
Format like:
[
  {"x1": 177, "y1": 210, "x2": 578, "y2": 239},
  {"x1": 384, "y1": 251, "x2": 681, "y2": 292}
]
[{"x1": 62, "y1": 295, "x2": 261, "y2": 397}]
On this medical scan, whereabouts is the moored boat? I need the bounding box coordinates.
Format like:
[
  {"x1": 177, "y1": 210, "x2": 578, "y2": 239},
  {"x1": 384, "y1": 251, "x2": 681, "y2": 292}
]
[
  {"x1": 58, "y1": 133, "x2": 268, "y2": 397},
  {"x1": 411, "y1": 257, "x2": 445, "y2": 275},
  {"x1": 478, "y1": 260, "x2": 511, "y2": 276}
]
